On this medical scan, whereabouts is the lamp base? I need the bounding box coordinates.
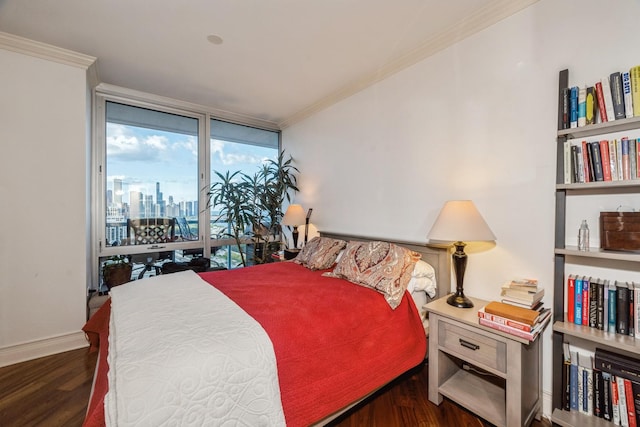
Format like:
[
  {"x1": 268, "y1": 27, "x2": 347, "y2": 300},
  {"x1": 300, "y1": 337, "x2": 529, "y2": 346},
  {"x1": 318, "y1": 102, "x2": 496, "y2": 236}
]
[
  {"x1": 446, "y1": 292, "x2": 474, "y2": 308},
  {"x1": 284, "y1": 249, "x2": 300, "y2": 260}
]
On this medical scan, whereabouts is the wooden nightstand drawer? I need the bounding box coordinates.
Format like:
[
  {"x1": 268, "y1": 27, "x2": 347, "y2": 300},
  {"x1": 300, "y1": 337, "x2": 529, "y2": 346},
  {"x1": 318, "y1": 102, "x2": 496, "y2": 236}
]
[{"x1": 438, "y1": 320, "x2": 506, "y2": 373}]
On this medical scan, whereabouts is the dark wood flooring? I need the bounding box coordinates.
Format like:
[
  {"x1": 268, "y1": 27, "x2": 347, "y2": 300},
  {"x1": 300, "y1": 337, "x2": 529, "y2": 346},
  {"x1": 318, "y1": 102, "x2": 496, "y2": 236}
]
[{"x1": 0, "y1": 348, "x2": 551, "y2": 426}]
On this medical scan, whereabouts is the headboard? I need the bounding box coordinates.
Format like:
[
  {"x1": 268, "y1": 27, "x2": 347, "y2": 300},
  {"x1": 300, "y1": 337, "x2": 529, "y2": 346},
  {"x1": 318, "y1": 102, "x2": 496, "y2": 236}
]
[{"x1": 319, "y1": 231, "x2": 451, "y2": 301}]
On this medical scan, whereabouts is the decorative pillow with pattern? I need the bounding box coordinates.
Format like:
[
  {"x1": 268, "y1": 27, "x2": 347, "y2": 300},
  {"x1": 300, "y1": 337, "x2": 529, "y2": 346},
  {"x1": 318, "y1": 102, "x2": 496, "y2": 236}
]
[
  {"x1": 325, "y1": 240, "x2": 421, "y2": 309},
  {"x1": 293, "y1": 236, "x2": 347, "y2": 270}
]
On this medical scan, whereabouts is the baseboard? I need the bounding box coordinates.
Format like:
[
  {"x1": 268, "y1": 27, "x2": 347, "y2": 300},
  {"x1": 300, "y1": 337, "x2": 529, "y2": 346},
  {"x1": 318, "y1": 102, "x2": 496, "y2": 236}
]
[
  {"x1": 542, "y1": 388, "x2": 552, "y2": 420},
  {"x1": 0, "y1": 331, "x2": 88, "y2": 368}
]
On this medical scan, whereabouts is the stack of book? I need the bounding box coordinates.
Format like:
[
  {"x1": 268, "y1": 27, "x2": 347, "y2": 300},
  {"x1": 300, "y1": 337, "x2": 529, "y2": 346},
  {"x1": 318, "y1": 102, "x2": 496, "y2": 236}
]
[
  {"x1": 500, "y1": 278, "x2": 545, "y2": 309},
  {"x1": 566, "y1": 275, "x2": 640, "y2": 339},
  {"x1": 477, "y1": 300, "x2": 551, "y2": 342},
  {"x1": 562, "y1": 344, "x2": 640, "y2": 424}
]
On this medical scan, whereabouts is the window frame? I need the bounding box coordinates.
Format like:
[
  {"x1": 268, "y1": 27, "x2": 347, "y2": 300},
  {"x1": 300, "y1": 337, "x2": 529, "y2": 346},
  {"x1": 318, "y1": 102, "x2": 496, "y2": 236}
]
[{"x1": 91, "y1": 86, "x2": 280, "y2": 288}]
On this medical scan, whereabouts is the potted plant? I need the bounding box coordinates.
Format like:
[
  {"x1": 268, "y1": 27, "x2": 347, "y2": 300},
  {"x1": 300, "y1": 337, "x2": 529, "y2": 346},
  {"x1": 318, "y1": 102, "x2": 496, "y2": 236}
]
[
  {"x1": 102, "y1": 255, "x2": 133, "y2": 290},
  {"x1": 208, "y1": 150, "x2": 299, "y2": 266}
]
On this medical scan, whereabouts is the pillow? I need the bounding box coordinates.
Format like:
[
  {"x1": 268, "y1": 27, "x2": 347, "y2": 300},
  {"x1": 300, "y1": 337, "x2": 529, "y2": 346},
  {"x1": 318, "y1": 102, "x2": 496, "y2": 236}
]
[
  {"x1": 293, "y1": 236, "x2": 347, "y2": 270},
  {"x1": 406, "y1": 260, "x2": 437, "y2": 298},
  {"x1": 326, "y1": 240, "x2": 421, "y2": 309}
]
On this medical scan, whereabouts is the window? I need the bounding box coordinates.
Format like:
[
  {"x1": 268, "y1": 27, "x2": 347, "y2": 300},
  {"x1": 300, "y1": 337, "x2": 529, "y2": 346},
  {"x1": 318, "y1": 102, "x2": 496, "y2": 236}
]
[
  {"x1": 94, "y1": 91, "x2": 279, "y2": 289},
  {"x1": 209, "y1": 119, "x2": 280, "y2": 268}
]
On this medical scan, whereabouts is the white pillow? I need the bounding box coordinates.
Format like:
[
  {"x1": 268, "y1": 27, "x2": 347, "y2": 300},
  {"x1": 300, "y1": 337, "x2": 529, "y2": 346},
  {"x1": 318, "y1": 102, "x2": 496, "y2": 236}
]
[{"x1": 406, "y1": 260, "x2": 437, "y2": 298}]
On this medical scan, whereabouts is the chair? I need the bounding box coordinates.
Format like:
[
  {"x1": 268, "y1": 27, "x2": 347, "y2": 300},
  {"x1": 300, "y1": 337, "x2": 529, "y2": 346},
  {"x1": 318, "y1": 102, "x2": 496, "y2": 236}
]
[
  {"x1": 127, "y1": 218, "x2": 176, "y2": 279},
  {"x1": 175, "y1": 217, "x2": 203, "y2": 257}
]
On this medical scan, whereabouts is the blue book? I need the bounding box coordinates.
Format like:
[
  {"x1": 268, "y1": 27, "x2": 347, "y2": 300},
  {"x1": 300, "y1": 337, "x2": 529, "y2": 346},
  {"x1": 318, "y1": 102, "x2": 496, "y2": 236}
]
[
  {"x1": 570, "y1": 350, "x2": 579, "y2": 410},
  {"x1": 570, "y1": 86, "x2": 579, "y2": 128},
  {"x1": 575, "y1": 277, "x2": 583, "y2": 325},
  {"x1": 608, "y1": 283, "x2": 617, "y2": 333}
]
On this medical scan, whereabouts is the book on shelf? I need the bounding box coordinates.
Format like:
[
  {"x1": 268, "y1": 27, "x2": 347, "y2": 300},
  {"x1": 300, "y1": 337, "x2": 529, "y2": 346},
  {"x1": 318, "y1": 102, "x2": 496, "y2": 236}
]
[
  {"x1": 570, "y1": 86, "x2": 579, "y2": 128},
  {"x1": 578, "y1": 86, "x2": 587, "y2": 127},
  {"x1": 478, "y1": 314, "x2": 549, "y2": 341},
  {"x1": 582, "y1": 276, "x2": 590, "y2": 326},
  {"x1": 613, "y1": 375, "x2": 622, "y2": 425},
  {"x1": 594, "y1": 348, "x2": 640, "y2": 384},
  {"x1": 602, "y1": 76, "x2": 617, "y2": 122},
  {"x1": 618, "y1": 376, "x2": 630, "y2": 427},
  {"x1": 622, "y1": 137, "x2": 631, "y2": 180},
  {"x1": 617, "y1": 282, "x2": 630, "y2": 335},
  {"x1": 589, "y1": 276, "x2": 598, "y2": 329},
  {"x1": 623, "y1": 71, "x2": 635, "y2": 118},
  {"x1": 635, "y1": 283, "x2": 640, "y2": 339},
  {"x1": 575, "y1": 276, "x2": 584, "y2": 325},
  {"x1": 609, "y1": 281, "x2": 617, "y2": 334},
  {"x1": 563, "y1": 342, "x2": 572, "y2": 410},
  {"x1": 595, "y1": 81, "x2": 609, "y2": 123},
  {"x1": 590, "y1": 141, "x2": 605, "y2": 181},
  {"x1": 558, "y1": 69, "x2": 569, "y2": 130},
  {"x1": 567, "y1": 274, "x2": 575, "y2": 323},
  {"x1": 611, "y1": 72, "x2": 626, "y2": 120},
  {"x1": 603, "y1": 371, "x2": 612, "y2": 421},
  {"x1": 564, "y1": 140, "x2": 572, "y2": 184},
  {"x1": 630, "y1": 140, "x2": 638, "y2": 182},
  {"x1": 586, "y1": 86, "x2": 596, "y2": 125},
  {"x1": 570, "y1": 349, "x2": 579, "y2": 411},
  {"x1": 578, "y1": 351, "x2": 594, "y2": 415},
  {"x1": 624, "y1": 378, "x2": 638, "y2": 427},
  {"x1": 582, "y1": 140, "x2": 591, "y2": 182},
  {"x1": 631, "y1": 65, "x2": 640, "y2": 118},
  {"x1": 610, "y1": 139, "x2": 619, "y2": 181},
  {"x1": 601, "y1": 140, "x2": 612, "y2": 181},
  {"x1": 618, "y1": 138, "x2": 625, "y2": 181},
  {"x1": 597, "y1": 279, "x2": 605, "y2": 330}
]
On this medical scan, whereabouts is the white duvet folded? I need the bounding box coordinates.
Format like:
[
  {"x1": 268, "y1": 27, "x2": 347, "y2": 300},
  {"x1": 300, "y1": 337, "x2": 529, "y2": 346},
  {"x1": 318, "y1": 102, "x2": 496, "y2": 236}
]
[{"x1": 105, "y1": 270, "x2": 285, "y2": 426}]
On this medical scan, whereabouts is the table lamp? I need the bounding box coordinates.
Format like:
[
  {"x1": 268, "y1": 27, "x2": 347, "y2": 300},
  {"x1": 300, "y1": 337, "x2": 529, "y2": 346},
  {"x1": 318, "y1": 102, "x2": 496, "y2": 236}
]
[
  {"x1": 282, "y1": 204, "x2": 306, "y2": 254},
  {"x1": 427, "y1": 200, "x2": 496, "y2": 308}
]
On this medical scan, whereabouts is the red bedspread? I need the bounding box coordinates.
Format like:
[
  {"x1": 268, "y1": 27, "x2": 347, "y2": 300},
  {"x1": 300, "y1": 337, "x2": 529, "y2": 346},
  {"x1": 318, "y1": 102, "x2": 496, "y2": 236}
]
[{"x1": 83, "y1": 261, "x2": 426, "y2": 426}]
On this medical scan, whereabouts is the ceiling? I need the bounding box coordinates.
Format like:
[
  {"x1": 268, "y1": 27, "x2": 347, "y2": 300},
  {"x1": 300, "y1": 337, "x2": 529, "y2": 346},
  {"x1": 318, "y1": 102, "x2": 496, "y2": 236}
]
[{"x1": 0, "y1": 0, "x2": 537, "y2": 129}]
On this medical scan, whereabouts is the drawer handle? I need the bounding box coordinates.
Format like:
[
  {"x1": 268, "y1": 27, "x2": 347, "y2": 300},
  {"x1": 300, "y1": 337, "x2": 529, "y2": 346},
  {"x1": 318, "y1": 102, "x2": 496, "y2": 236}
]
[{"x1": 459, "y1": 339, "x2": 480, "y2": 351}]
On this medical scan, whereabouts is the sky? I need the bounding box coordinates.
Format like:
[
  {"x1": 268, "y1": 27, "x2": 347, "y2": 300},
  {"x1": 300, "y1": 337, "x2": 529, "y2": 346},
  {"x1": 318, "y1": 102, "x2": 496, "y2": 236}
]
[{"x1": 106, "y1": 123, "x2": 277, "y2": 205}]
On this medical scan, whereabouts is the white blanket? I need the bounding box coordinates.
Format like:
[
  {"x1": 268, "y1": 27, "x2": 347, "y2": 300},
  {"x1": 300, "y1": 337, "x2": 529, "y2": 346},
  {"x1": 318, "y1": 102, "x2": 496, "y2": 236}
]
[{"x1": 105, "y1": 270, "x2": 286, "y2": 426}]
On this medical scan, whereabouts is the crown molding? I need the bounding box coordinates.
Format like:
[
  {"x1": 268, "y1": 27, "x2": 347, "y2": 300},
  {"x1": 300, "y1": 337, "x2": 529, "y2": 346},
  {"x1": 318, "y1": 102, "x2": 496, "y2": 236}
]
[
  {"x1": 279, "y1": 0, "x2": 539, "y2": 129},
  {"x1": 0, "y1": 31, "x2": 96, "y2": 70},
  {"x1": 95, "y1": 83, "x2": 281, "y2": 132}
]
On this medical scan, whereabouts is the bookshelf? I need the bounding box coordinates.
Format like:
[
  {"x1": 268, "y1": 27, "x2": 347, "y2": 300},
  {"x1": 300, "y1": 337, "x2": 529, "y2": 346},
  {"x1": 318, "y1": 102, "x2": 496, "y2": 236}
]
[{"x1": 552, "y1": 69, "x2": 640, "y2": 426}]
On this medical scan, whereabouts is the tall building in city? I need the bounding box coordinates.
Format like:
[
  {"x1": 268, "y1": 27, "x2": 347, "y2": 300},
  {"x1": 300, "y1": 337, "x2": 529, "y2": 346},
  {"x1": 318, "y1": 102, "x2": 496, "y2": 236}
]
[{"x1": 114, "y1": 178, "x2": 123, "y2": 205}]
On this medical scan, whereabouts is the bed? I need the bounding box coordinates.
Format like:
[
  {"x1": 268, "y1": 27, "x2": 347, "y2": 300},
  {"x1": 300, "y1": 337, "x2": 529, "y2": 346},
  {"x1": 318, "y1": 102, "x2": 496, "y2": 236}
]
[{"x1": 82, "y1": 232, "x2": 451, "y2": 426}]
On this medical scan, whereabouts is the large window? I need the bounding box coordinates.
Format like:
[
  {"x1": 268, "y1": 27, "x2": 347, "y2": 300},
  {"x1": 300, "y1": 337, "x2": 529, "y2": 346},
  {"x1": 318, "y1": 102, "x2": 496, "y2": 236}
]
[{"x1": 94, "y1": 92, "x2": 279, "y2": 289}]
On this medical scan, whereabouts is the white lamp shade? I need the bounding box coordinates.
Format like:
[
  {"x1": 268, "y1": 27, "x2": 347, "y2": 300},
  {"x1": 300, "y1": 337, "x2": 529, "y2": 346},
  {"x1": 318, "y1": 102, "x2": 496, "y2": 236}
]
[
  {"x1": 281, "y1": 204, "x2": 306, "y2": 226},
  {"x1": 427, "y1": 200, "x2": 496, "y2": 243}
]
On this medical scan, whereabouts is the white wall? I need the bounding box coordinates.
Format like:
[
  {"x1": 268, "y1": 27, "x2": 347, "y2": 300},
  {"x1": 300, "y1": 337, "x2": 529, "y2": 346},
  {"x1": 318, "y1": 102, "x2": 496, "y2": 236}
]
[
  {"x1": 0, "y1": 38, "x2": 95, "y2": 366},
  {"x1": 283, "y1": 0, "x2": 640, "y2": 417}
]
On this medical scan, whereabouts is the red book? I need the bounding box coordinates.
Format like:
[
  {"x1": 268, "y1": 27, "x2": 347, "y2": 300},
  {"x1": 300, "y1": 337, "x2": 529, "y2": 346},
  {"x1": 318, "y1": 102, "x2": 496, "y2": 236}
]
[
  {"x1": 567, "y1": 275, "x2": 575, "y2": 323},
  {"x1": 478, "y1": 317, "x2": 539, "y2": 341},
  {"x1": 601, "y1": 140, "x2": 612, "y2": 181},
  {"x1": 478, "y1": 308, "x2": 535, "y2": 332},
  {"x1": 582, "y1": 277, "x2": 590, "y2": 326},
  {"x1": 595, "y1": 81, "x2": 609, "y2": 122},
  {"x1": 625, "y1": 378, "x2": 637, "y2": 427}
]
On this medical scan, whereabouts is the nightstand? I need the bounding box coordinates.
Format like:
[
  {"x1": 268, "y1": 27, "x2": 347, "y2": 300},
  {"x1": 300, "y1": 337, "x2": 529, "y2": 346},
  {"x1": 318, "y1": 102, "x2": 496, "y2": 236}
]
[{"x1": 424, "y1": 295, "x2": 542, "y2": 427}]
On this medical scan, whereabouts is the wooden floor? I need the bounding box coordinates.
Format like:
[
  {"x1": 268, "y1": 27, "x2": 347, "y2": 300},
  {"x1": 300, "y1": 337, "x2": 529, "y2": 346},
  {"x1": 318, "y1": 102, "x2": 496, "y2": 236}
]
[{"x1": 0, "y1": 348, "x2": 552, "y2": 427}]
